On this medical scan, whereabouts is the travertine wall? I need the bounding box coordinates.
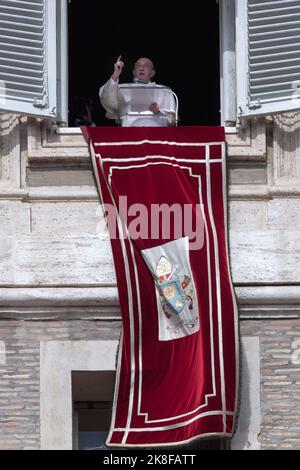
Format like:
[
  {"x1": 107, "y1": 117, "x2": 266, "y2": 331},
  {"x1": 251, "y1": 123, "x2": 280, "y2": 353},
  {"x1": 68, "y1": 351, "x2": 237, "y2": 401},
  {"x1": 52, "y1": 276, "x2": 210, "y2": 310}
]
[
  {"x1": 0, "y1": 112, "x2": 300, "y2": 449},
  {"x1": 240, "y1": 320, "x2": 300, "y2": 450}
]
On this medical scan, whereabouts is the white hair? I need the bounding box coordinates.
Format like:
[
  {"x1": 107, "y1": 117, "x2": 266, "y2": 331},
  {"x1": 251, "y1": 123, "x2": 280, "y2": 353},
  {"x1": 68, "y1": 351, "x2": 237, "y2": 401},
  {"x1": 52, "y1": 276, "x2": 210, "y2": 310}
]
[{"x1": 134, "y1": 58, "x2": 155, "y2": 70}]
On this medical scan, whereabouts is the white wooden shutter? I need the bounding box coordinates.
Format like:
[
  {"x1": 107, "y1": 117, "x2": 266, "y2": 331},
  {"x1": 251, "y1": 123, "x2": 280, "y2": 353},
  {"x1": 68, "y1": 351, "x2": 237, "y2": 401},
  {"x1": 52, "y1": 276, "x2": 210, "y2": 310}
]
[
  {"x1": 0, "y1": 0, "x2": 57, "y2": 118},
  {"x1": 236, "y1": 0, "x2": 300, "y2": 117}
]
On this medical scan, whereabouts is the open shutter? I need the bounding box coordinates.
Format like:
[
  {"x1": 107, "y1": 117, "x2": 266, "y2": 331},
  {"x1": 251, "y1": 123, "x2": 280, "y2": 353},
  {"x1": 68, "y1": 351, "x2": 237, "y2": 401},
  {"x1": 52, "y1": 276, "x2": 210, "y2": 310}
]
[
  {"x1": 0, "y1": 0, "x2": 57, "y2": 118},
  {"x1": 236, "y1": 0, "x2": 300, "y2": 117}
]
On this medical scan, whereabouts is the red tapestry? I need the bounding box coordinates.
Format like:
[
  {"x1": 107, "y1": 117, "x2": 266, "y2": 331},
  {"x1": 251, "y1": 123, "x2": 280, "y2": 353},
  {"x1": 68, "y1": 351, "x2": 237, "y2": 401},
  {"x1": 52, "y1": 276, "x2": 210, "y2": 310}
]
[{"x1": 82, "y1": 126, "x2": 239, "y2": 448}]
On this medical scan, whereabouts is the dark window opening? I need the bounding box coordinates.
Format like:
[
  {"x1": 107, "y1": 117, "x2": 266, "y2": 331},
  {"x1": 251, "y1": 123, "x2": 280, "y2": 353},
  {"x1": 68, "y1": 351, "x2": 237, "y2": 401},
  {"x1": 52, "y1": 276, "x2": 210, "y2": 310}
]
[
  {"x1": 68, "y1": 1, "x2": 220, "y2": 127},
  {"x1": 74, "y1": 401, "x2": 112, "y2": 450},
  {"x1": 72, "y1": 371, "x2": 115, "y2": 450}
]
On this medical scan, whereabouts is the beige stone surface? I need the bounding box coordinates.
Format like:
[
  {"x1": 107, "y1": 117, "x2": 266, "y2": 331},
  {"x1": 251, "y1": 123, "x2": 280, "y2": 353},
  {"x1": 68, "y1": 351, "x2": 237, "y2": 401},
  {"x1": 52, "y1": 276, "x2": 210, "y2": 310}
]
[{"x1": 0, "y1": 235, "x2": 115, "y2": 286}]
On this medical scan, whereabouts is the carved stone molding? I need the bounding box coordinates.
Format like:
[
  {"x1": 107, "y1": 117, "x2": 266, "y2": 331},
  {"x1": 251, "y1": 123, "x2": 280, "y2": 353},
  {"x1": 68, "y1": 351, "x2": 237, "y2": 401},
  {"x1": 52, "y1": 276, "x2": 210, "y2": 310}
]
[
  {"x1": 0, "y1": 112, "x2": 21, "y2": 189},
  {"x1": 270, "y1": 111, "x2": 300, "y2": 186},
  {"x1": 24, "y1": 118, "x2": 270, "y2": 197},
  {"x1": 236, "y1": 285, "x2": 300, "y2": 319},
  {"x1": 0, "y1": 286, "x2": 299, "y2": 320},
  {"x1": 25, "y1": 118, "x2": 268, "y2": 163},
  {"x1": 272, "y1": 111, "x2": 300, "y2": 133},
  {"x1": 226, "y1": 118, "x2": 266, "y2": 161},
  {"x1": 27, "y1": 118, "x2": 89, "y2": 160},
  {"x1": 3, "y1": 115, "x2": 300, "y2": 198},
  {"x1": 0, "y1": 112, "x2": 20, "y2": 135}
]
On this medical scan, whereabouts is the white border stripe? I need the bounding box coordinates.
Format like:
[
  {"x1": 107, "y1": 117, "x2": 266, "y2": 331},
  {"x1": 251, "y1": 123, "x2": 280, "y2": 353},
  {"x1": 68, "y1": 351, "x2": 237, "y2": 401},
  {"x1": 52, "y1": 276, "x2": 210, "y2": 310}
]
[
  {"x1": 97, "y1": 154, "x2": 223, "y2": 164},
  {"x1": 199, "y1": 174, "x2": 217, "y2": 398},
  {"x1": 128, "y1": 243, "x2": 144, "y2": 426},
  {"x1": 114, "y1": 410, "x2": 235, "y2": 433},
  {"x1": 90, "y1": 146, "x2": 137, "y2": 445},
  {"x1": 205, "y1": 144, "x2": 226, "y2": 432},
  {"x1": 221, "y1": 141, "x2": 240, "y2": 431},
  {"x1": 94, "y1": 139, "x2": 224, "y2": 147},
  {"x1": 108, "y1": 431, "x2": 232, "y2": 448},
  {"x1": 98, "y1": 162, "x2": 137, "y2": 445}
]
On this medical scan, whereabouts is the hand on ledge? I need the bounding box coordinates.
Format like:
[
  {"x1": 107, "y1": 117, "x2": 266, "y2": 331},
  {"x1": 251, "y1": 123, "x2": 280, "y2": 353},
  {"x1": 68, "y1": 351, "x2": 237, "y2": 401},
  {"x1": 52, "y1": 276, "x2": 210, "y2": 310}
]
[{"x1": 149, "y1": 102, "x2": 160, "y2": 115}]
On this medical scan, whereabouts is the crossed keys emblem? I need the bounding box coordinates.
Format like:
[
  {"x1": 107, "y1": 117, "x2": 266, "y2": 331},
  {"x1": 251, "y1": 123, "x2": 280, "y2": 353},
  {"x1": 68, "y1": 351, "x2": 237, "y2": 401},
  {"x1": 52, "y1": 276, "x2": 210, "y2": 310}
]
[{"x1": 155, "y1": 256, "x2": 193, "y2": 316}]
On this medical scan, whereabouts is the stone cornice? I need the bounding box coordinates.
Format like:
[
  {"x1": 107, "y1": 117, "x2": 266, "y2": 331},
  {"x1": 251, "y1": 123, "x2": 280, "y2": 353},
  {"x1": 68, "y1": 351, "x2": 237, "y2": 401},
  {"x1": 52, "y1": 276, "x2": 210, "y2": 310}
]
[{"x1": 0, "y1": 286, "x2": 299, "y2": 320}]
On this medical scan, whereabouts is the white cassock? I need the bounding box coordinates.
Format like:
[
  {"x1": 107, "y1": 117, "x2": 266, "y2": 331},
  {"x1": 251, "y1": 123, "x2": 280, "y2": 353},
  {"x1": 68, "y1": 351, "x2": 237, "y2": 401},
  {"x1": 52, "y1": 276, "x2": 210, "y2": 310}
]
[{"x1": 99, "y1": 78, "x2": 177, "y2": 127}]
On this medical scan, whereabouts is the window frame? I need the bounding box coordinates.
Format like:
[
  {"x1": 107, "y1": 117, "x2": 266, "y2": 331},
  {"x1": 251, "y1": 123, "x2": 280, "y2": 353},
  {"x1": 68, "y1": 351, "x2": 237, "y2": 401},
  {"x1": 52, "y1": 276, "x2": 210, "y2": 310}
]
[
  {"x1": 219, "y1": 0, "x2": 237, "y2": 127},
  {"x1": 56, "y1": 0, "x2": 68, "y2": 125}
]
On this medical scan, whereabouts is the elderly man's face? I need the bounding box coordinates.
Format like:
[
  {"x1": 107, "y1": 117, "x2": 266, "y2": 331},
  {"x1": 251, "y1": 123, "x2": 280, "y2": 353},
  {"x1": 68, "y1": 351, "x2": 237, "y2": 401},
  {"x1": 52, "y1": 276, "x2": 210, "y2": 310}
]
[{"x1": 133, "y1": 58, "x2": 155, "y2": 82}]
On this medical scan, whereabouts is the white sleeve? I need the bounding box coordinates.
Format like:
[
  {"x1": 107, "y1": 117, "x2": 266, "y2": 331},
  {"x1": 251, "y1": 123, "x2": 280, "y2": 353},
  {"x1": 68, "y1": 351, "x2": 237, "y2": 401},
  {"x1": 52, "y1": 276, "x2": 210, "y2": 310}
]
[{"x1": 99, "y1": 78, "x2": 126, "y2": 120}]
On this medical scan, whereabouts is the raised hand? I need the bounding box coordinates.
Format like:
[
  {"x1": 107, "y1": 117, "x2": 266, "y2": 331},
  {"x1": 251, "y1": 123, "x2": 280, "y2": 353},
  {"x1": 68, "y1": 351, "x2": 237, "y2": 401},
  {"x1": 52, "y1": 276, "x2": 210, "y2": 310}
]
[{"x1": 112, "y1": 55, "x2": 124, "y2": 81}]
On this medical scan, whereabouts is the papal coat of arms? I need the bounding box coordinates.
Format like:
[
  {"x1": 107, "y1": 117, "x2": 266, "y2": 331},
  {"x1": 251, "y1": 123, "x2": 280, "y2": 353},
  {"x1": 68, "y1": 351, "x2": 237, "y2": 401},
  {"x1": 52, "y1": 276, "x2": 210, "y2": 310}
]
[
  {"x1": 141, "y1": 238, "x2": 200, "y2": 341},
  {"x1": 155, "y1": 255, "x2": 198, "y2": 338}
]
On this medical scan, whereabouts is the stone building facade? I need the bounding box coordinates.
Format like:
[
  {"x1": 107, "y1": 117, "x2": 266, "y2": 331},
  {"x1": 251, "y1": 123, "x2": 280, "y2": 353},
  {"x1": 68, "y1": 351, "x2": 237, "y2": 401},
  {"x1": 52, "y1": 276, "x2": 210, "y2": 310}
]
[{"x1": 0, "y1": 112, "x2": 300, "y2": 449}]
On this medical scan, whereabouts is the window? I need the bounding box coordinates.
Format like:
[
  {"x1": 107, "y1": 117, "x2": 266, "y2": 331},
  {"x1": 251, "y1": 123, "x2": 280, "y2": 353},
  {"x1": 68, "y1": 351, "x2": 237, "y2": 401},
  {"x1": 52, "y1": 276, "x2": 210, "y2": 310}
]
[
  {"x1": 68, "y1": 0, "x2": 220, "y2": 127},
  {"x1": 0, "y1": 1, "x2": 300, "y2": 125}
]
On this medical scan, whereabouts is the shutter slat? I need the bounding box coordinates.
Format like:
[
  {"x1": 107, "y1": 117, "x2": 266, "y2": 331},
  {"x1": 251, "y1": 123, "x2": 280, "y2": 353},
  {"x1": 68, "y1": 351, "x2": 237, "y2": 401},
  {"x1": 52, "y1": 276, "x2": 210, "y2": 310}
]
[
  {"x1": 1, "y1": 80, "x2": 43, "y2": 92},
  {"x1": 0, "y1": 33, "x2": 43, "y2": 46},
  {"x1": 247, "y1": 0, "x2": 300, "y2": 109},
  {"x1": 250, "y1": 35, "x2": 300, "y2": 50},
  {"x1": 0, "y1": 49, "x2": 44, "y2": 62},
  {"x1": 250, "y1": 49, "x2": 300, "y2": 61},
  {"x1": 0, "y1": 26, "x2": 43, "y2": 39},
  {"x1": 250, "y1": 7, "x2": 300, "y2": 18},
  {"x1": 0, "y1": 16, "x2": 43, "y2": 26},
  {"x1": 251, "y1": 72, "x2": 300, "y2": 84},
  {"x1": 251, "y1": 65, "x2": 300, "y2": 77},
  {"x1": 251, "y1": 89, "x2": 299, "y2": 100},
  {"x1": 0, "y1": 41, "x2": 43, "y2": 54},
  {"x1": 0, "y1": 1, "x2": 43, "y2": 11},
  {"x1": 0, "y1": 71, "x2": 43, "y2": 83},
  {"x1": 250, "y1": 13, "x2": 300, "y2": 24},
  {"x1": 0, "y1": 6, "x2": 44, "y2": 19},
  {"x1": 249, "y1": 19, "x2": 300, "y2": 32},
  {"x1": 248, "y1": 0, "x2": 300, "y2": 12},
  {"x1": 250, "y1": 27, "x2": 300, "y2": 40},
  {"x1": 0, "y1": 57, "x2": 43, "y2": 70},
  {"x1": 251, "y1": 81, "x2": 300, "y2": 92},
  {"x1": 250, "y1": 42, "x2": 300, "y2": 54},
  {"x1": 251, "y1": 57, "x2": 300, "y2": 70},
  {"x1": 0, "y1": 13, "x2": 44, "y2": 25},
  {"x1": 0, "y1": 88, "x2": 43, "y2": 102}
]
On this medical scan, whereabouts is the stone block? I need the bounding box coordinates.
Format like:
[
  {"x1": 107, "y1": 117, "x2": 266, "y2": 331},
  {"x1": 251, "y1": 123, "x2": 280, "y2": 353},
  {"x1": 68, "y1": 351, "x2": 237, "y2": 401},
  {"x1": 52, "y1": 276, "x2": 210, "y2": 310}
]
[
  {"x1": 229, "y1": 201, "x2": 268, "y2": 231},
  {"x1": 268, "y1": 199, "x2": 300, "y2": 230},
  {"x1": 229, "y1": 230, "x2": 300, "y2": 283},
  {"x1": 30, "y1": 202, "x2": 103, "y2": 235}
]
